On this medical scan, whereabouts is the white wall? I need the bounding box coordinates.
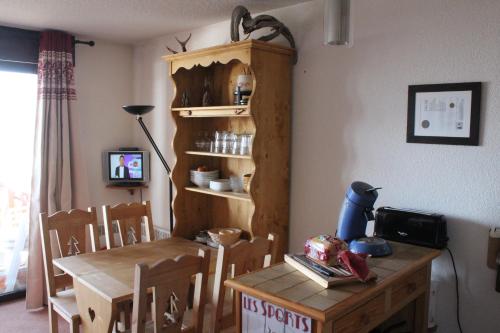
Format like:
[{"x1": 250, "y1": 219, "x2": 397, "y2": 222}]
[
  {"x1": 71, "y1": 37, "x2": 139, "y2": 226},
  {"x1": 132, "y1": 1, "x2": 500, "y2": 331},
  {"x1": 132, "y1": 25, "x2": 235, "y2": 229}
]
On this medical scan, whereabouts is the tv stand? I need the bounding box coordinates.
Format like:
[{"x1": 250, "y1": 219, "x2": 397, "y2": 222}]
[
  {"x1": 111, "y1": 182, "x2": 144, "y2": 187},
  {"x1": 106, "y1": 184, "x2": 148, "y2": 195}
]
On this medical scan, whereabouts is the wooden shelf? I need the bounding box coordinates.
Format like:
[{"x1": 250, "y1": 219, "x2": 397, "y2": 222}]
[
  {"x1": 168, "y1": 40, "x2": 292, "y2": 258},
  {"x1": 106, "y1": 184, "x2": 147, "y2": 195},
  {"x1": 171, "y1": 105, "x2": 249, "y2": 118},
  {"x1": 185, "y1": 186, "x2": 251, "y2": 202},
  {"x1": 185, "y1": 151, "x2": 252, "y2": 159}
]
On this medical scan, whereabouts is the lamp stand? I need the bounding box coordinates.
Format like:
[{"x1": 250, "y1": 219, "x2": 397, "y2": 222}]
[{"x1": 136, "y1": 116, "x2": 174, "y2": 233}]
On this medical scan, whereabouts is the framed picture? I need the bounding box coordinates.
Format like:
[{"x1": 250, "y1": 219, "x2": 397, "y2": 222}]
[{"x1": 407, "y1": 82, "x2": 481, "y2": 145}]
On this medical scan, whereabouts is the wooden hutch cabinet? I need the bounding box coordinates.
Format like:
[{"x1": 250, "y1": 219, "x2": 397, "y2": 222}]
[{"x1": 163, "y1": 40, "x2": 293, "y2": 256}]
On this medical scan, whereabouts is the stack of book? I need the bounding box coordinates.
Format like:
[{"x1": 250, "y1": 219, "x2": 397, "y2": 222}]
[{"x1": 285, "y1": 254, "x2": 366, "y2": 288}]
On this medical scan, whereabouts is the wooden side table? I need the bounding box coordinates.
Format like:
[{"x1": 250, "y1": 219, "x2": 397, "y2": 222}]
[{"x1": 225, "y1": 242, "x2": 440, "y2": 333}]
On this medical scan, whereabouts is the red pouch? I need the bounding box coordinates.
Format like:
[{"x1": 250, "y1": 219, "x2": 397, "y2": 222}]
[{"x1": 337, "y1": 250, "x2": 371, "y2": 281}]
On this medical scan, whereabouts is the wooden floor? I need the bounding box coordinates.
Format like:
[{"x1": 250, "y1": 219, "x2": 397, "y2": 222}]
[
  {"x1": 0, "y1": 298, "x2": 235, "y2": 333},
  {"x1": 0, "y1": 299, "x2": 69, "y2": 333}
]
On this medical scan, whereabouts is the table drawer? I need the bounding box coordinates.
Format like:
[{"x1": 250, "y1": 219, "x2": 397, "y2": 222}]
[
  {"x1": 391, "y1": 267, "x2": 427, "y2": 310},
  {"x1": 333, "y1": 292, "x2": 386, "y2": 333}
]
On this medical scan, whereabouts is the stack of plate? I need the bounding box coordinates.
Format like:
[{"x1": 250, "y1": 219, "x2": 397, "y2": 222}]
[{"x1": 190, "y1": 170, "x2": 219, "y2": 187}]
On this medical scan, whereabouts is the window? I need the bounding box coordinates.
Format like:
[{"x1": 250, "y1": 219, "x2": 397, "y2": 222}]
[{"x1": 0, "y1": 70, "x2": 37, "y2": 299}]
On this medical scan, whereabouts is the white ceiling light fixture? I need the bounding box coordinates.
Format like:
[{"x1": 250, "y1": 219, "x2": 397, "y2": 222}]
[{"x1": 324, "y1": 0, "x2": 352, "y2": 47}]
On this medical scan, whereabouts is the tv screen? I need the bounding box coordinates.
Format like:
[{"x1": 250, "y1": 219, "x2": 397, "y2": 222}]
[{"x1": 108, "y1": 152, "x2": 144, "y2": 180}]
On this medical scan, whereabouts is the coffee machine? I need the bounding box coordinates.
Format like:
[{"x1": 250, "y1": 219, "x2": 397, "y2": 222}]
[{"x1": 337, "y1": 181, "x2": 392, "y2": 257}]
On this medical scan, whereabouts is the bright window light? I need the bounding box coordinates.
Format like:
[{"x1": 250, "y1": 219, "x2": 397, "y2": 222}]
[{"x1": 0, "y1": 70, "x2": 37, "y2": 295}]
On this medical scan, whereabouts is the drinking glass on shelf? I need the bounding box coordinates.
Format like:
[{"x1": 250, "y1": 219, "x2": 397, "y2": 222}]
[
  {"x1": 239, "y1": 134, "x2": 248, "y2": 155},
  {"x1": 230, "y1": 175, "x2": 244, "y2": 193},
  {"x1": 209, "y1": 134, "x2": 215, "y2": 153},
  {"x1": 214, "y1": 131, "x2": 223, "y2": 153},
  {"x1": 194, "y1": 131, "x2": 204, "y2": 151},
  {"x1": 240, "y1": 134, "x2": 253, "y2": 155},
  {"x1": 222, "y1": 131, "x2": 231, "y2": 154},
  {"x1": 232, "y1": 134, "x2": 241, "y2": 155},
  {"x1": 229, "y1": 133, "x2": 239, "y2": 155},
  {"x1": 202, "y1": 131, "x2": 211, "y2": 151},
  {"x1": 247, "y1": 134, "x2": 253, "y2": 153}
]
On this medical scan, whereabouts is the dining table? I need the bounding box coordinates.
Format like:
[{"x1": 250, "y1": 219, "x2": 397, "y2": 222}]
[{"x1": 53, "y1": 237, "x2": 216, "y2": 333}]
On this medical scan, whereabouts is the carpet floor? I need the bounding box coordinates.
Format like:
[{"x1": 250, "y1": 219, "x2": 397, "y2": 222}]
[{"x1": 0, "y1": 299, "x2": 69, "y2": 333}]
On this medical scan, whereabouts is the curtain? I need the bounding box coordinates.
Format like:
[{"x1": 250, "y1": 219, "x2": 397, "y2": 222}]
[{"x1": 26, "y1": 31, "x2": 75, "y2": 310}]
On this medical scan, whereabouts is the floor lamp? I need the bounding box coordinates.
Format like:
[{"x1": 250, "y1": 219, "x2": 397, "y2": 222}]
[{"x1": 122, "y1": 105, "x2": 174, "y2": 233}]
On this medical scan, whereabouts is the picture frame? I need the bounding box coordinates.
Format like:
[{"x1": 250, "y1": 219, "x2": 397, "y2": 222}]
[{"x1": 407, "y1": 82, "x2": 481, "y2": 146}]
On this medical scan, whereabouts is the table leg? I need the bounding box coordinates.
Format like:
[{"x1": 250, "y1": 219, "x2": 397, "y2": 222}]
[
  {"x1": 74, "y1": 278, "x2": 118, "y2": 333},
  {"x1": 314, "y1": 320, "x2": 324, "y2": 333},
  {"x1": 313, "y1": 320, "x2": 331, "y2": 333},
  {"x1": 413, "y1": 263, "x2": 431, "y2": 333},
  {"x1": 235, "y1": 291, "x2": 242, "y2": 333}
]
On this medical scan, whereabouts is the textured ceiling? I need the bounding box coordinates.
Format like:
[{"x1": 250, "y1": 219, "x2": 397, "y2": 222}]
[{"x1": 0, "y1": 0, "x2": 309, "y2": 43}]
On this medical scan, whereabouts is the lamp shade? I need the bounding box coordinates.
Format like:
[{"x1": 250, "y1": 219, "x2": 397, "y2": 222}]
[
  {"x1": 324, "y1": 0, "x2": 352, "y2": 46},
  {"x1": 122, "y1": 105, "x2": 155, "y2": 116}
]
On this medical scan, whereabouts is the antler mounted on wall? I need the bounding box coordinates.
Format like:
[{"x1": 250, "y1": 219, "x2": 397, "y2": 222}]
[
  {"x1": 230, "y1": 6, "x2": 297, "y2": 64},
  {"x1": 166, "y1": 33, "x2": 192, "y2": 54}
]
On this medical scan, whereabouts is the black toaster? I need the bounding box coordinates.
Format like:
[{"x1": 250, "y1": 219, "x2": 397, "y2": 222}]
[{"x1": 374, "y1": 207, "x2": 448, "y2": 249}]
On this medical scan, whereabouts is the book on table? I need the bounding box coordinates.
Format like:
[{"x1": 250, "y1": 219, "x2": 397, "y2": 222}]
[{"x1": 284, "y1": 254, "x2": 378, "y2": 288}]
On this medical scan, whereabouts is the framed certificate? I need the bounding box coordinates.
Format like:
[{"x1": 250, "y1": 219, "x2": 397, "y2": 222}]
[{"x1": 407, "y1": 82, "x2": 481, "y2": 145}]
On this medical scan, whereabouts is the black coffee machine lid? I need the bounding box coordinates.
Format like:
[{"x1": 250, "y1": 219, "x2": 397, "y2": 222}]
[{"x1": 346, "y1": 181, "x2": 379, "y2": 208}]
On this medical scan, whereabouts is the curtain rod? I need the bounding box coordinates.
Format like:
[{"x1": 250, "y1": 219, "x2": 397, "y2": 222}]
[
  {"x1": 73, "y1": 39, "x2": 95, "y2": 47},
  {"x1": 72, "y1": 39, "x2": 95, "y2": 65}
]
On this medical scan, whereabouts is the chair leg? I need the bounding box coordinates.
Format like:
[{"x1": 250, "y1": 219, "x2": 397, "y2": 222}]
[
  {"x1": 70, "y1": 318, "x2": 79, "y2": 333},
  {"x1": 124, "y1": 302, "x2": 131, "y2": 329},
  {"x1": 48, "y1": 302, "x2": 59, "y2": 333},
  {"x1": 115, "y1": 301, "x2": 132, "y2": 332}
]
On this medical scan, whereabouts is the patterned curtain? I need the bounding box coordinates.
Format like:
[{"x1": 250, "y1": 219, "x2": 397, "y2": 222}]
[{"x1": 26, "y1": 31, "x2": 75, "y2": 310}]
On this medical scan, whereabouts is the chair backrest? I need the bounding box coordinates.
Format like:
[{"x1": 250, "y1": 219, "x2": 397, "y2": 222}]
[
  {"x1": 131, "y1": 249, "x2": 211, "y2": 333},
  {"x1": 103, "y1": 201, "x2": 154, "y2": 249},
  {"x1": 39, "y1": 208, "x2": 100, "y2": 297},
  {"x1": 211, "y1": 233, "x2": 278, "y2": 333}
]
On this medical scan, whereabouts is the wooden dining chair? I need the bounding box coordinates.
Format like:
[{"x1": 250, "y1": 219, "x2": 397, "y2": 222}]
[
  {"x1": 39, "y1": 207, "x2": 100, "y2": 333},
  {"x1": 103, "y1": 201, "x2": 155, "y2": 249},
  {"x1": 130, "y1": 249, "x2": 211, "y2": 333},
  {"x1": 210, "y1": 233, "x2": 279, "y2": 333}
]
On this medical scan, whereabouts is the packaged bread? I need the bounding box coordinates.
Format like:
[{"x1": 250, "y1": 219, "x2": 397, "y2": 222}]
[{"x1": 304, "y1": 235, "x2": 348, "y2": 266}]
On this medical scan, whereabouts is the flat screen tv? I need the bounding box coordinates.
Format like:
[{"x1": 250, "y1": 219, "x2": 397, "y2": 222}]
[{"x1": 102, "y1": 150, "x2": 150, "y2": 185}]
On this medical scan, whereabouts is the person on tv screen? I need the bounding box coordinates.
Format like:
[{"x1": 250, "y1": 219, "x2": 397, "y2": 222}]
[{"x1": 115, "y1": 155, "x2": 130, "y2": 179}]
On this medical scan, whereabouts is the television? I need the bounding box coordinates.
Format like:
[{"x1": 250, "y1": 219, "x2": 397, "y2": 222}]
[{"x1": 102, "y1": 150, "x2": 150, "y2": 185}]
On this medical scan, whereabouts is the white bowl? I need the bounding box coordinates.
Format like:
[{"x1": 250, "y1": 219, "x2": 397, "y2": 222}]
[
  {"x1": 207, "y1": 228, "x2": 242, "y2": 246},
  {"x1": 190, "y1": 170, "x2": 219, "y2": 177},
  {"x1": 209, "y1": 179, "x2": 231, "y2": 192}
]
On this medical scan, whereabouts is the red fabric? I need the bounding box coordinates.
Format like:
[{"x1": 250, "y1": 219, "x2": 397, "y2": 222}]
[
  {"x1": 337, "y1": 250, "x2": 371, "y2": 281},
  {"x1": 39, "y1": 31, "x2": 73, "y2": 53},
  {"x1": 37, "y1": 31, "x2": 76, "y2": 101}
]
